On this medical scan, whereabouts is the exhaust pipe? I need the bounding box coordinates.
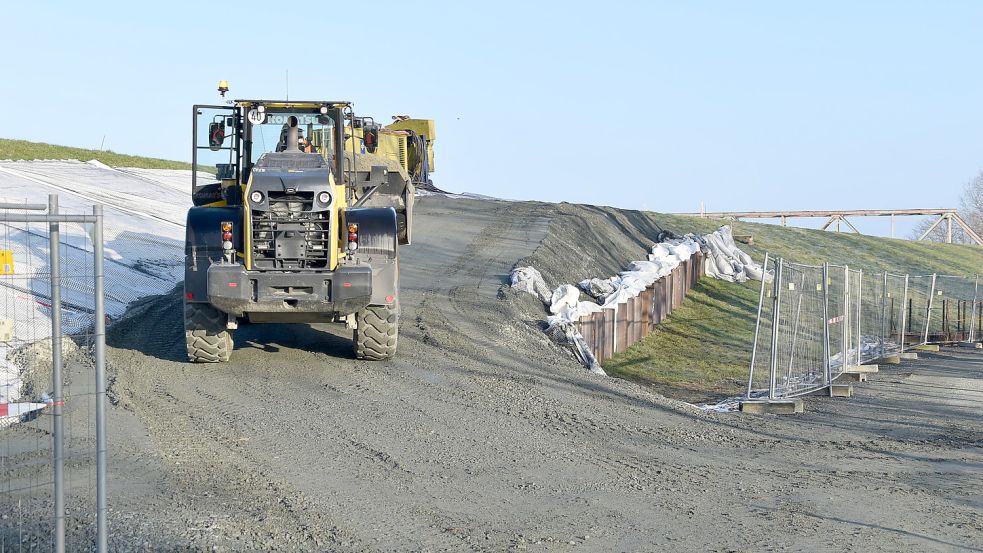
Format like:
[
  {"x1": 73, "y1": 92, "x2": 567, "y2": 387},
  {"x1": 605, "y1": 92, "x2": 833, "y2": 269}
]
[{"x1": 285, "y1": 116, "x2": 300, "y2": 152}]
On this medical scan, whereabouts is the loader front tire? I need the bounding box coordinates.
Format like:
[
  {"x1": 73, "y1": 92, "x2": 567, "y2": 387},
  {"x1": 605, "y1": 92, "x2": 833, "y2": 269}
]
[
  {"x1": 184, "y1": 301, "x2": 233, "y2": 363},
  {"x1": 354, "y1": 303, "x2": 398, "y2": 361}
]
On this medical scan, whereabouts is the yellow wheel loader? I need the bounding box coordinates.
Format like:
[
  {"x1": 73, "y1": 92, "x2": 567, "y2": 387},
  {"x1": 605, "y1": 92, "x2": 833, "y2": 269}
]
[{"x1": 185, "y1": 92, "x2": 434, "y2": 362}]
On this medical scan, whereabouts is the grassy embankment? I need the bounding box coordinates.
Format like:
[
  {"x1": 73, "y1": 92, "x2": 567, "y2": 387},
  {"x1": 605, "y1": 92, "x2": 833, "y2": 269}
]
[
  {"x1": 603, "y1": 213, "x2": 983, "y2": 404},
  {"x1": 0, "y1": 138, "x2": 194, "y2": 170}
]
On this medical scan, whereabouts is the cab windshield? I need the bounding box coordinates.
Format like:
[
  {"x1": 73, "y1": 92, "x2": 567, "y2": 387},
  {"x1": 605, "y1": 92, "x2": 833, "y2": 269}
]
[{"x1": 248, "y1": 111, "x2": 335, "y2": 165}]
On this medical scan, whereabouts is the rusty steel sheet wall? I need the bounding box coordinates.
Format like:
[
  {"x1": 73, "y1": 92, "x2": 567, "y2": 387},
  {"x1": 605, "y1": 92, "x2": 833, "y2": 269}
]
[{"x1": 574, "y1": 251, "x2": 704, "y2": 363}]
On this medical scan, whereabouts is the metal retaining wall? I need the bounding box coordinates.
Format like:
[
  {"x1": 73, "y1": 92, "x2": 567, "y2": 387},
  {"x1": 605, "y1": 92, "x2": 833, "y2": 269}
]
[{"x1": 575, "y1": 251, "x2": 704, "y2": 362}]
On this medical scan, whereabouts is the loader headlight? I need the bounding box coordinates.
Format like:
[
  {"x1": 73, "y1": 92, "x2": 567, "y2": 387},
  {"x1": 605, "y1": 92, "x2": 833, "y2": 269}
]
[
  {"x1": 317, "y1": 191, "x2": 331, "y2": 205},
  {"x1": 250, "y1": 191, "x2": 264, "y2": 203}
]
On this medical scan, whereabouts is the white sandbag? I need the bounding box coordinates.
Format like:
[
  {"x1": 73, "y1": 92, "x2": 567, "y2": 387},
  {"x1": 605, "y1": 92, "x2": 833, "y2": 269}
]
[
  {"x1": 745, "y1": 263, "x2": 767, "y2": 282},
  {"x1": 578, "y1": 277, "x2": 619, "y2": 301},
  {"x1": 702, "y1": 252, "x2": 721, "y2": 278},
  {"x1": 549, "y1": 284, "x2": 581, "y2": 316},
  {"x1": 700, "y1": 225, "x2": 766, "y2": 282},
  {"x1": 650, "y1": 243, "x2": 671, "y2": 259},
  {"x1": 712, "y1": 252, "x2": 736, "y2": 276},
  {"x1": 510, "y1": 266, "x2": 552, "y2": 303}
]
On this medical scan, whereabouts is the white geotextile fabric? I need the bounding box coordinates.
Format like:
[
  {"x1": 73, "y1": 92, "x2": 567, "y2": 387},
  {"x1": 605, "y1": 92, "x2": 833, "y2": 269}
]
[
  {"x1": 510, "y1": 269, "x2": 604, "y2": 374},
  {"x1": 511, "y1": 225, "x2": 765, "y2": 373},
  {"x1": 1, "y1": 160, "x2": 194, "y2": 410},
  {"x1": 699, "y1": 225, "x2": 767, "y2": 283},
  {"x1": 560, "y1": 237, "x2": 702, "y2": 324}
]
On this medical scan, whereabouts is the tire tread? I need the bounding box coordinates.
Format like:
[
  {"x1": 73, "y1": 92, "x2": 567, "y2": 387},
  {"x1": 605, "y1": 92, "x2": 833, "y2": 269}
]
[
  {"x1": 184, "y1": 302, "x2": 233, "y2": 363},
  {"x1": 354, "y1": 305, "x2": 398, "y2": 360}
]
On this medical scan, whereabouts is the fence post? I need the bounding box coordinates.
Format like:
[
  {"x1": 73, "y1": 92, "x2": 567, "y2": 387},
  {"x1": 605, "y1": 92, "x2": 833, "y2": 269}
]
[
  {"x1": 48, "y1": 195, "x2": 66, "y2": 553},
  {"x1": 842, "y1": 265, "x2": 849, "y2": 370},
  {"x1": 747, "y1": 253, "x2": 770, "y2": 397},
  {"x1": 970, "y1": 275, "x2": 980, "y2": 343},
  {"x1": 93, "y1": 204, "x2": 108, "y2": 553},
  {"x1": 880, "y1": 271, "x2": 888, "y2": 358},
  {"x1": 899, "y1": 275, "x2": 909, "y2": 351},
  {"x1": 856, "y1": 269, "x2": 863, "y2": 366},
  {"x1": 924, "y1": 273, "x2": 936, "y2": 344},
  {"x1": 822, "y1": 263, "x2": 833, "y2": 394},
  {"x1": 768, "y1": 258, "x2": 784, "y2": 400}
]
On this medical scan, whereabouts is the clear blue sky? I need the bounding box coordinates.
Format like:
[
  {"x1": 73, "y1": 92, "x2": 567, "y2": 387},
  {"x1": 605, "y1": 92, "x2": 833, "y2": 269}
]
[{"x1": 3, "y1": 1, "x2": 982, "y2": 238}]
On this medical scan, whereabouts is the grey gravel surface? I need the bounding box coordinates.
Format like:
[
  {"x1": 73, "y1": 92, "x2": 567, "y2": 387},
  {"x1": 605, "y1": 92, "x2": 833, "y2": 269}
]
[{"x1": 3, "y1": 196, "x2": 981, "y2": 551}]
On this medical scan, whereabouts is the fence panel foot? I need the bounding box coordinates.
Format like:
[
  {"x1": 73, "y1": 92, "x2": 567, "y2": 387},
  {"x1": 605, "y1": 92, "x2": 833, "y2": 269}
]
[
  {"x1": 739, "y1": 399, "x2": 804, "y2": 415},
  {"x1": 912, "y1": 344, "x2": 940, "y2": 352},
  {"x1": 844, "y1": 364, "x2": 879, "y2": 374},
  {"x1": 958, "y1": 341, "x2": 982, "y2": 349}
]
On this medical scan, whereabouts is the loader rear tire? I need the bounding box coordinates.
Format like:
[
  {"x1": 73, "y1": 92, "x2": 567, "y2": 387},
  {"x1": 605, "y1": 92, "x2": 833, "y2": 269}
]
[
  {"x1": 184, "y1": 301, "x2": 233, "y2": 363},
  {"x1": 354, "y1": 304, "x2": 398, "y2": 361}
]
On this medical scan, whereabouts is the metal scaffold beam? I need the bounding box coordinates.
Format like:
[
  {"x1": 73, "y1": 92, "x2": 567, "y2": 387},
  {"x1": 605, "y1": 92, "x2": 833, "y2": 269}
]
[{"x1": 680, "y1": 208, "x2": 983, "y2": 246}]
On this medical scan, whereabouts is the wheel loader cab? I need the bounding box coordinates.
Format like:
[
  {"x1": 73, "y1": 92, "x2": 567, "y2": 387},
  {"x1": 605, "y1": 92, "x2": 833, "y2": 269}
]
[{"x1": 191, "y1": 101, "x2": 347, "y2": 204}]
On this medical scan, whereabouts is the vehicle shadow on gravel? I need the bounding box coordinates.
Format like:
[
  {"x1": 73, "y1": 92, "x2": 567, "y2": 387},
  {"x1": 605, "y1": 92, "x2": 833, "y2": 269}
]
[
  {"x1": 106, "y1": 287, "x2": 356, "y2": 361},
  {"x1": 232, "y1": 322, "x2": 355, "y2": 359}
]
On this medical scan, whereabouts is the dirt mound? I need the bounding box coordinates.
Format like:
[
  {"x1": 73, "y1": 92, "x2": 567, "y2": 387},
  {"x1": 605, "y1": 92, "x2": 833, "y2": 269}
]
[
  {"x1": 106, "y1": 285, "x2": 186, "y2": 361},
  {"x1": 8, "y1": 335, "x2": 86, "y2": 399},
  {"x1": 518, "y1": 202, "x2": 677, "y2": 293}
]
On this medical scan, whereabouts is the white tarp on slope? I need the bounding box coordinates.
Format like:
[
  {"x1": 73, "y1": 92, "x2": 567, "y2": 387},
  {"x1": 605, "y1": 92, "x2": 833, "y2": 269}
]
[
  {"x1": 510, "y1": 268, "x2": 605, "y2": 375},
  {"x1": 511, "y1": 226, "x2": 766, "y2": 373},
  {"x1": 511, "y1": 236, "x2": 702, "y2": 374},
  {"x1": 700, "y1": 225, "x2": 767, "y2": 283},
  {"x1": 0, "y1": 160, "x2": 193, "y2": 411}
]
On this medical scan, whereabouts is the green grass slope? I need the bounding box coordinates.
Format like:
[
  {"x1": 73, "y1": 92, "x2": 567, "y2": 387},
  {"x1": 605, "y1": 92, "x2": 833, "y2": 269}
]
[
  {"x1": 575, "y1": 211, "x2": 983, "y2": 404},
  {"x1": 0, "y1": 138, "x2": 193, "y2": 170}
]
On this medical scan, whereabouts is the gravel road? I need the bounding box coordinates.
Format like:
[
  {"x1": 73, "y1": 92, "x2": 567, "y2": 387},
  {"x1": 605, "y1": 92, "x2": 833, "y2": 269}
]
[{"x1": 6, "y1": 195, "x2": 981, "y2": 551}]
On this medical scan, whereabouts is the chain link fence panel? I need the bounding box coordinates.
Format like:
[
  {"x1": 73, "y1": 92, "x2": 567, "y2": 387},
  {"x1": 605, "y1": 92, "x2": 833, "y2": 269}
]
[
  {"x1": 929, "y1": 275, "x2": 978, "y2": 343},
  {"x1": 1, "y1": 197, "x2": 107, "y2": 552},
  {"x1": 748, "y1": 254, "x2": 980, "y2": 400}
]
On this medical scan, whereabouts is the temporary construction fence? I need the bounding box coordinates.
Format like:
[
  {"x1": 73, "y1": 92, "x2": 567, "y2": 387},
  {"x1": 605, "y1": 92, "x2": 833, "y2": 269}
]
[
  {"x1": 747, "y1": 258, "x2": 831, "y2": 398},
  {"x1": 926, "y1": 275, "x2": 980, "y2": 343},
  {"x1": 0, "y1": 195, "x2": 108, "y2": 553},
  {"x1": 748, "y1": 253, "x2": 981, "y2": 399},
  {"x1": 574, "y1": 251, "x2": 704, "y2": 362}
]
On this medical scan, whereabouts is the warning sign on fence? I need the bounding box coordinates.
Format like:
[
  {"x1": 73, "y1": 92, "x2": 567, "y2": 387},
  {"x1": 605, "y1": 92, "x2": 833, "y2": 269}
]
[
  {"x1": 828, "y1": 315, "x2": 844, "y2": 325},
  {"x1": 0, "y1": 250, "x2": 13, "y2": 274}
]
